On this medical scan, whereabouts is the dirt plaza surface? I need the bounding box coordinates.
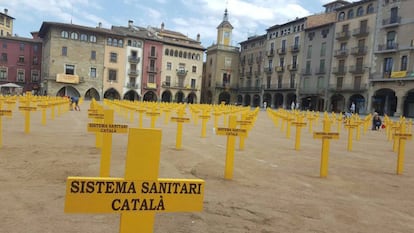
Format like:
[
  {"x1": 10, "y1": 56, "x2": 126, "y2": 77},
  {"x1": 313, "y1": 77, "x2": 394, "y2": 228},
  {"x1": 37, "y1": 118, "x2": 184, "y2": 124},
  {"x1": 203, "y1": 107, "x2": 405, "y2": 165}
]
[{"x1": 1, "y1": 101, "x2": 414, "y2": 233}]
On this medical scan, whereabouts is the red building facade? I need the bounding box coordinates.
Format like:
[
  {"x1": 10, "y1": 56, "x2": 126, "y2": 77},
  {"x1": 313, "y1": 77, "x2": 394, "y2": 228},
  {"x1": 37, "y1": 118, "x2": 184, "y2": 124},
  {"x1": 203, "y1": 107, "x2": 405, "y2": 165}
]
[{"x1": 0, "y1": 33, "x2": 42, "y2": 94}]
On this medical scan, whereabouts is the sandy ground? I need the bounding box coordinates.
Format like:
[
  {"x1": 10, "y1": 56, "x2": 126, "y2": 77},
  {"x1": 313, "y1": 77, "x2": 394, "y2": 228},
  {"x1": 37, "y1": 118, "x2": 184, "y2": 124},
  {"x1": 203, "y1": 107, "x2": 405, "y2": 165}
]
[{"x1": 1, "y1": 101, "x2": 414, "y2": 233}]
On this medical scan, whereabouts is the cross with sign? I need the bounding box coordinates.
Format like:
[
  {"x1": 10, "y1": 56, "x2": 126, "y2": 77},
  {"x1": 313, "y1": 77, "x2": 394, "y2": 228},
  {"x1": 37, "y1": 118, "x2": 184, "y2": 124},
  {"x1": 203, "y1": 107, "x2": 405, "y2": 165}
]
[
  {"x1": 216, "y1": 115, "x2": 247, "y2": 179},
  {"x1": 18, "y1": 100, "x2": 37, "y2": 134},
  {"x1": 394, "y1": 119, "x2": 413, "y2": 175},
  {"x1": 65, "y1": 128, "x2": 205, "y2": 233},
  {"x1": 292, "y1": 114, "x2": 307, "y2": 151},
  {"x1": 313, "y1": 113, "x2": 339, "y2": 178},
  {"x1": 171, "y1": 108, "x2": 190, "y2": 150},
  {"x1": 87, "y1": 109, "x2": 128, "y2": 177}
]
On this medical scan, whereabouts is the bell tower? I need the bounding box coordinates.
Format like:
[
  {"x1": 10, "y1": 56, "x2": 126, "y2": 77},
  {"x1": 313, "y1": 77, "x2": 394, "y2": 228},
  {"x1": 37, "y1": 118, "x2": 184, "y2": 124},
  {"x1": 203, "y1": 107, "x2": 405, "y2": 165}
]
[{"x1": 216, "y1": 9, "x2": 233, "y2": 46}]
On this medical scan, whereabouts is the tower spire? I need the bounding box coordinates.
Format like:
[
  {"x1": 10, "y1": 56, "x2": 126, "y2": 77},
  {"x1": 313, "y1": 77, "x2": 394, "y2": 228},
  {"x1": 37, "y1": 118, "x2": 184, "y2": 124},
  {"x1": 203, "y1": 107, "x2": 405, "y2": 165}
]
[{"x1": 223, "y1": 8, "x2": 228, "y2": 22}]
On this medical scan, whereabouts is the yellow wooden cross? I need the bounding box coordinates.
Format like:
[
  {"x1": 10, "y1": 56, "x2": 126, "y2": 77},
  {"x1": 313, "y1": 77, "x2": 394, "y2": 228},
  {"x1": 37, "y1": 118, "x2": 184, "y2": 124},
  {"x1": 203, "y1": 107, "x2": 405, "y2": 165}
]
[
  {"x1": 0, "y1": 101, "x2": 12, "y2": 148},
  {"x1": 37, "y1": 101, "x2": 48, "y2": 125},
  {"x1": 292, "y1": 114, "x2": 307, "y2": 151},
  {"x1": 344, "y1": 118, "x2": 358, "y2": 151},
  {"x1": 65, "y1": 128, "x2": 204, "y2": 233},
  {"x1": 146, "y1": 108, "x2": 160, "y2": 128},
  {"x1": 87, "y1": 109, "x2": 128, "y2": 177},
  {"x1": 199, "y1": 110, "x2": 211, "y2": 138},
  {"x1": 313, "y1": 113, "x2": 339, "y2": 178},
  {"x1": 216, "y1": 115, "x2": 247, "y2": 179},
  {"x1": 171, "y1": 108, "x2": 190, "y2": 150},
  {"x1": 18, "y1": 99, "x2": 37, "y2": 134},
  {"x1": 394, "y1": 119, "x2": 412, "y2": 175}
]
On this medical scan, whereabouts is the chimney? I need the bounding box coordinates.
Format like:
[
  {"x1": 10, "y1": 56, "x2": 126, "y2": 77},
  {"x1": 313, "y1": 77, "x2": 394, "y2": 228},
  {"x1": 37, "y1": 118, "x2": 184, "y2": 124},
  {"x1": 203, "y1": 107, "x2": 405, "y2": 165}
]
[
  {"x1": 98, "y1": 22, "x2": 102, "y2": 28},
  {"x1": 161, "y1": 22, "x2": 164, "y2": 31},
  {"x1": 4, "y1": 8, "x2": 8, "y2": 15},
  {"x1": 196, "y1": 33, "x2": 200, "y2": 42},
  {"x1": 128, "y1": 20, "x2": 133, "y2": 28}
]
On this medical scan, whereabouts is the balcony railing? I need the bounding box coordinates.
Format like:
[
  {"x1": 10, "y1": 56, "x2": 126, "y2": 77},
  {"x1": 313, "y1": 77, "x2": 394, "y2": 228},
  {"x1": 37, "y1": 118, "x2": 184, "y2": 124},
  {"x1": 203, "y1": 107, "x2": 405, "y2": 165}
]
[
  {"x1": 290, "y1": 45, "x2": 300, "y2": 53},
  {"x1": 126, "y1": 83, "x2": 139, "y2": 89},
  {"x1": 148, "y1": 52, "x2": 158, "y2": 58},
  {"x1": 264, "y1": 67, "x2": 273, "y2": 74},
  {"x1": 275, "y1": 66, "x2": 284, "y2": 72},
  {"x1": 238, "y1": 86, "x2": 262, "y2": 92},
  {"x1": 302, "y1": 68, "x2": 312, "y2": 75},
  {"x1": 332, "y1": 67, "x2": 347, "y2": 75},
  {"x1": 348, "y1": 65, "x2": 365, "y2": 74},
  {"x1": 351, "y1": 46, "x2": 367, "y2": 56},
  {"x1": 128, "y1": 56, "x2": 140, "y2": 63},
  {"x1": 352, "y1": 27, "x2": 369, "y2": 37},
  {"x1": 144, "y1": 83, "x2": 157, "y2": 89},
  {"x1": 262, "y1": 83, "x2": 296, "y2": 90},
  {"x1": 287, "y1": 64, "x2": 298, "y2": 71},
  {"x1": 328, "y1": 83, "x2": 367, "y2": 92},
  {"x1": 336, "y1": 31, "x2": 350, "y2": 40},
  {"x1": 277, "y1": 48, "x2": 286, "y2": 55},
  {"x1": 334, "y1": 49, "x2": 348, "y2": 57},
  {"x1": 176, "y1": 69, "x2": 188, "y2": 77},
  {"x1": 128, "y1": 69, "x2": 139, "y2": 76},
  {"x1": 147, "y1": 66, "x2": 158, "y2": 73},
  {"x1": 267, "y1": 49, "x2": 275, "y2": 57},
  {"x1": 376, "y1": 43, "x2": 399, "y2": 53},
  {"x1": 315, "y1": 67, "x2": 326, "y2": 74},
  {"x1": 382, "y1": 17, "x2": 401, "y2": 27}
]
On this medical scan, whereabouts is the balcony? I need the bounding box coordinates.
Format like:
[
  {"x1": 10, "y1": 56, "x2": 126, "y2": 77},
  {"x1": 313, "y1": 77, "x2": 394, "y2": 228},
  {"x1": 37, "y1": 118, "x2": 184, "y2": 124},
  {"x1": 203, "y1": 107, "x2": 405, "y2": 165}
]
[
  {"x1": 332, "y1": 67, "x2": 347, "y2": 75},
  {"x1": 315, "y1": 67, "x2": 326, "y2": 75},
  {"x1": 348, "y1": 65, "x2": 365, "y2": 74},
  {"x1": 144, "y1": 83, "x2": 157, "y2": 89},
  {"x1": 215, "y1": 82, "x2": 232, "y2": 90},
  {"x1": 376, "y1": 43, "x2": 399, "y2": 53},
  {"x1": 267, "y1": 49, "x2": 275, "y2": 57},
  {"x1": 176, "y1": 69, "x2": 188, "y2": 77},
  {"x1": 290, "y1": 45, "x2": 300, "y2": 53},
  {"x1": 382, "y1": 17, "x2": 401, "y2": 28},
  {"x1": 335, "y1": 31, "x2": 350, "y2": 40},
  {"x1": 328, "y1": 83, "x2": 367, "y2": 92},
  {"x1": 128, "y1": 56, "x2": 140, "y2": 64},
  {"x1": 334, "y1": 49, "x2": 348, "y2": 58},
  {"x1": 162, "y1": 81, "x2": 171, "y2": 87},
  {"x1": 287, "y1": 64, "x2": 298, "y2": 71},
  {"x1": 128, "y1": 69, "x2": 139, "y2": 77},
  {"x1": 277, "y1": 48, "x2": 286, "y2": 55},
  {"x1": 238, "y1": 86, "x2": 262, "y2": 92},
  {"x1": 275, "y1": 66, "x2": 284, "y2": 73},
  {"x1": 126, "y1": 83, "x2": 139, "y2": 89},
  {"x1": 352, "y1": 27, "x2": 369, "y2": 37},
  {"x1": 264, "y1": 67, "x2": 273, "y2": 74},
  {"x1": 262, "y1": 83, "x2": 296, "y2": 91},
  {"x1": 351, "y1": 46, "x2": 368, "y2": 56},
  {"x1": 147, "y1": 66, "x2": 158, "y2": 73},
  {"x1": 302, "y1": 68, "x2": 312, "y2": 76},
  {"x1": 148, "y1": 52, "x2": 158, "y2": 58}
]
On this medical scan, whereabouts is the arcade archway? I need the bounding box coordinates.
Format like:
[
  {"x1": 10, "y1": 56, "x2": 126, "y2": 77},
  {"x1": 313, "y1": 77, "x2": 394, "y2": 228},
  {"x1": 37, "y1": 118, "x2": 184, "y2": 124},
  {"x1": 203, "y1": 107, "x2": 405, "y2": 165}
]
[
  {"x1": 218, "y1": 92, "x2": 230, "y2": 104},
  {"x1": 175, "y1": 91, "x2": 185, "y2": 103},
  {"x1": 123, "y1": 90, "x2": 140, "y2": 101},
  {"x1": 85, "y1": 88, "x2": 100, "y2": 100},
  {"x1": 161, "y1": 91, "x2": 172, "y2": 102},
  {"x1": 143, "y1": 91, "x2": 157, "y2": 102},
  {"x1": 104, "y1": 88, "x2": 121, "y2": 100},
  {"x1": 56, "y1": 86, "x2": 80, "y2": 97},
  {"x1": 372, "y1": 88, "x2": 396, "y2": 116},
  {"x1": 253, "y1": 94, "x2": 261, "y2": 107},
  {"x1": 187, "y1": 92, "x2": 197, "y2": 104},
  {"x1": 243, "y1": 94, "x2": 251, "y2": 106}
]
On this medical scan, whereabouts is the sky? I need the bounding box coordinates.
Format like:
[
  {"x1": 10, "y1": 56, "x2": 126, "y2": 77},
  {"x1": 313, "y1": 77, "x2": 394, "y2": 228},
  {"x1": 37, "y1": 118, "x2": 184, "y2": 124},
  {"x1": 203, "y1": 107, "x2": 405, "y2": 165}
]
[{"x1": 1, "y1": 0, "x2": 332, "y2": 47}]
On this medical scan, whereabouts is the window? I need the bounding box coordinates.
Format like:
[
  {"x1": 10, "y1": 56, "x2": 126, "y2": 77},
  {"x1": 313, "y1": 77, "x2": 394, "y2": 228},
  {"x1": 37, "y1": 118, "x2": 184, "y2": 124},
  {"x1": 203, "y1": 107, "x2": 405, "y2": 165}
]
[
  {"x1": 113, "y1": 39, "x2": 118, "y2": 47},
  {"x1": 62, "y1": 46, "x2": 67, "y2": 56},
  {"x1": 191, "y1": 79, "x2": 196, "y2": 88},
  {"x1": 151, "y1": 46, "x2": 156, "y2": 57},
  {"x1": 356, "y1": 7, "x2": 364, "y2": 16},
  {"x1": 17, "y1": 70, "x2": 25, "y2": 82},
  {"x1": 33, "y1": 56, "x2": 38, "y2": 65},
  {"x1": 165, "y1": 76, "x2": 171, "y2": 86},
  {"x1": 18, "y1": 56, "x2": 25, "y2": 63},
  {"x1": 90, "y1": 35, "x2": 97, "y2": 43},
  {"x1": 90, "y1": 67, "x2": 97, "y2": 78},
  {"x1": 65, "y1": 64, "x2": 75, "y2": 75},
  {"x1": 91, "y1": 50, "x2": 96, "y2": 60},
  {"x1": 290, "y1": 73, "x2": 295, "y2": 88},
  {"x1": 70, "y1": 32, "x2": 79, "y2": 40},
  {"x1": 148, "y1": 74, "x2": 155, "y2": 83},
  {"x1": 31, "y1": 70, "x2": 39, "y2": 82},
  {"x1": 174, "y1": 50, "x2": 178, "y2": 57},
  {"x1": 110, "y1": 52, "x2": 117, "y2": 63},
  {"x1": 80, "y1": 34, "x2": 88, "y2": 41},
  {"x1": 1, "y1": 53, "x2": 7, "y2": 62},
  {"x1": 61, "y1": 31, "x2": 69, "y2": 38},
  {"x1": 118, "y1": 40, "x2": 123, "y2": 47},
  {"x1": 307, "y1": 45, "x2": 312, "y2": 59},
  {"x1": 321, "y1": 42, "x2": 326, "y2": 57},
  {"x1": 0, "y1": 68, "x2": 7, "y2": 80},
  {"x1": 20, "y1": 43, "x2": 25, "y2": 51},
  {"x1": 33, "y1": 45, "x2": 38, "y2": 52},
  {"x1": 108, "y1": 69, "x2": 117, "y2": 81},
  {"x1": 317, "y1": 76, "x2": 324, "y2": 88},
  {"x1": 166, "y1": 62, "x2": 172, "y2": 70},
  {"x1": 348, "y1": 9, "x2": 354, "y2": 19},
  {"x1": 367, "y1": 4, "x2": 374, "y2": 14},
  {"x1": 384, "y1": 57, "x2": 393, "y2": 75},
  {"x1": 183, "y1": 52, "x2": 187, "y2": 58},
  {"x1": 192, "y1": 65, "x2": 197, "y2": 73},
  {"x1": 306, "y1": 61, "x2": 311, "y2": 73},
  {"x1": 386, "y1": 31, "x2": 396, "y2": 49},
  {"x1": 390, "y1": 7, "x2": 399, "y2": 23},
  {"x1": 319, "y1": 59, "x2": 326, "y2": 73},
  {"x1": 179, "y1": 51, "x2": 183, "y2": 57},
  {"x1": 401, "y1": 56, "x2": 408, "y2": 71},
  {"x1": 338, "y1": 12, "x2": 345, "y2": 21},
  {"x1": 165, "y1": 49, "x2": 169, "y2": 55},
  {"x1": 2, "y1": 42, "x2": 6, "y2": 48},
  {"x1": 107, "y1": 38, "x2": 112, "y2": 46},
  {"x1": 337, "y1": 77, "x2": 343, "y2": 89}
]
